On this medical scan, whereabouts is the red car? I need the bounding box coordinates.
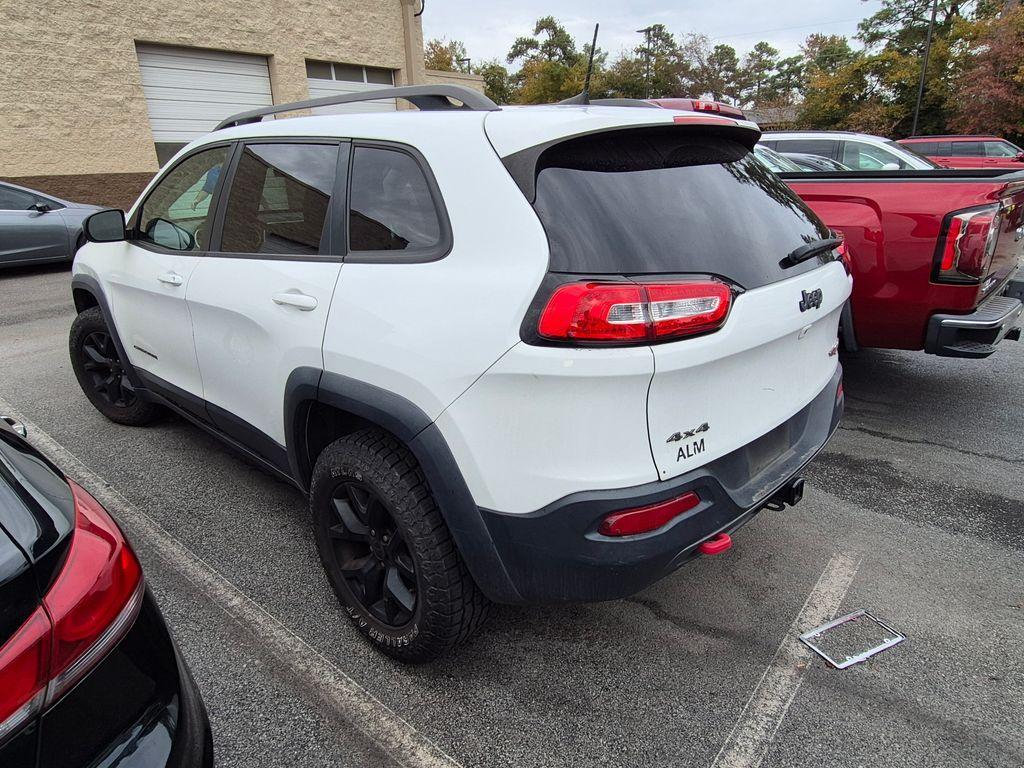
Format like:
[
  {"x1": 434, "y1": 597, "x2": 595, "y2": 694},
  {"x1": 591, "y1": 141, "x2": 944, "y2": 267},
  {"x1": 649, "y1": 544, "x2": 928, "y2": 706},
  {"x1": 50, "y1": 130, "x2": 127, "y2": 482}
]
[
  {"x1": 780, "y1": 169, "x2": 1024, "y2": 357},
  {"x1": 897, "y1": 136, "x2": 1024, "y2": 170}
]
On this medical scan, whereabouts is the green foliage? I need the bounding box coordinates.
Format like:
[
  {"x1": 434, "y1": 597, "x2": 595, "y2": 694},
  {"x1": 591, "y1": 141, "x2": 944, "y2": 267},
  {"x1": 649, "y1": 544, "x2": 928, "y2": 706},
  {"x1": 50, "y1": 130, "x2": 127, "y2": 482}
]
[
  {"x1": 435, "y1": 5, "x2": 1023, "y2": 139},
  {"x1": 473, "y1": 60, "x2": 515, "y2": 105},
  {"x1": 424, "y1": 38, "x2": 467, "y2": 72}
]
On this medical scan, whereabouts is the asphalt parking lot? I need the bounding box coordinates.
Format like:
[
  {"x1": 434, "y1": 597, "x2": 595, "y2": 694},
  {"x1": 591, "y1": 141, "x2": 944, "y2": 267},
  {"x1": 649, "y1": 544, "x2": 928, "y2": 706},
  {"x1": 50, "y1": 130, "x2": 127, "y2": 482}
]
[{"x1": 2, "y1": 264, "x2": 1022, "y2": 768}]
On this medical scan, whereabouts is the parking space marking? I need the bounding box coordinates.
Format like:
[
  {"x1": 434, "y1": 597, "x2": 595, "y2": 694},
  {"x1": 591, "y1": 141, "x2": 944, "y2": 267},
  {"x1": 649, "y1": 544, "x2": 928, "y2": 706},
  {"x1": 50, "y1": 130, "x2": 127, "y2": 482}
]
[
  {"x1": 710, "y1": 553, "x2": 861, "y2": 768},
  {"x1": 0, "y1": 396, "x2": 461, "y2": 768}
]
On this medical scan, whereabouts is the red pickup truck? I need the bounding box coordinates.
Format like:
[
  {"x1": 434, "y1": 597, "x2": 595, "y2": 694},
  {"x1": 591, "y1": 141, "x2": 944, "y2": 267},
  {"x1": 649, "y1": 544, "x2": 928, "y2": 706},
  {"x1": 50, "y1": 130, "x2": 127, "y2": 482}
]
[{"x1": 778, "y1": 169, "x2": 1024, "y2": 358}]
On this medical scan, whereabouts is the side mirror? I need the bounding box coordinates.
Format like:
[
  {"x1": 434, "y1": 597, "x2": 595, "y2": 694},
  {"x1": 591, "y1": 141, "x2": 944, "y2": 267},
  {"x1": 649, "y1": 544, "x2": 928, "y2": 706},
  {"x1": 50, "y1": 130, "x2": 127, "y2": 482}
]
[
  {"x1": 84, "y1": 209, "x2": 127, "y2": 243},
  {"x1": 1, "y1": 416, "x2": 28, "y2": 438},
  {"x1": 1016, "y1": 152, "x2": 1024, "y2": 162},
  {"x1": 146, "y1": 218, "x2": 195, "y2": 251},
  {"x1": 881, "y1": 162, "x2": 900, "y2": 171},
  {"x1": 29, "y1": 202, "x2": 51, "y2": 213}
]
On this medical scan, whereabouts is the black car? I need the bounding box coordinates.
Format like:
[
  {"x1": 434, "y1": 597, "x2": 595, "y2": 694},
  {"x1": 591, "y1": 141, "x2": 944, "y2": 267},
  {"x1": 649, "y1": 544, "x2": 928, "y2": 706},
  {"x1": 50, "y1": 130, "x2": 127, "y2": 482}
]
[{"x1": 0, "y1": 416, "x2": 212, "y2": 767}]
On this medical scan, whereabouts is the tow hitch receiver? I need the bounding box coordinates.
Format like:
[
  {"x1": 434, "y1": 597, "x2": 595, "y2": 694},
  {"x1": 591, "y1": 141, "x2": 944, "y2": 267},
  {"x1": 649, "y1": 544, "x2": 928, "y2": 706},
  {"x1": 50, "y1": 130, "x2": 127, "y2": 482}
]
[
  {"x1": 698, "y1": 532, "x2": 732, "y2": 555},
  {"x1": 778, "y1": 477, "x2": 805, "y2": 507}
]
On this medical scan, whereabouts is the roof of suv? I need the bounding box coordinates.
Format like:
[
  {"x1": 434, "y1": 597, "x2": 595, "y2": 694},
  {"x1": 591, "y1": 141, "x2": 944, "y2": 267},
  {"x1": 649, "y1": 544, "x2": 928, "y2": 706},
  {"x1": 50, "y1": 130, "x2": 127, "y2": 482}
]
[
  {"x1": 761, "y1": 130, "x2": 890, "y2": 141},
  {"x1": 188, "y1": 103, "x2": 762, "y2": 162},
  {"x1": 898, "y1": 135, "x2": 1003, "y2": 142}
]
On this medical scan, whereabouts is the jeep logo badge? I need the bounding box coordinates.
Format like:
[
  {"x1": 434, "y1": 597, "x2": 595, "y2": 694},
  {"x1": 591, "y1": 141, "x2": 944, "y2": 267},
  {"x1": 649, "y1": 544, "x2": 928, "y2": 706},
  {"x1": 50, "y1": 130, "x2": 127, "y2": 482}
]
[{"x1": 799, "y1": 289, "x2": 823, "y2": 312}]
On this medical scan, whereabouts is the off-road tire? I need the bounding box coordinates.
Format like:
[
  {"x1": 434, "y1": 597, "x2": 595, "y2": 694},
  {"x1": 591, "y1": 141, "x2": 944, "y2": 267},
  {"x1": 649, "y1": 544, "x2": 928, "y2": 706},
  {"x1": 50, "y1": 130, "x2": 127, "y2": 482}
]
[
  {"x1": 69, "y1": 307, "x2": 163, "y2": 426},
  {"x1": 310, "y1": 428, "x2": 491, "y2": 662}
]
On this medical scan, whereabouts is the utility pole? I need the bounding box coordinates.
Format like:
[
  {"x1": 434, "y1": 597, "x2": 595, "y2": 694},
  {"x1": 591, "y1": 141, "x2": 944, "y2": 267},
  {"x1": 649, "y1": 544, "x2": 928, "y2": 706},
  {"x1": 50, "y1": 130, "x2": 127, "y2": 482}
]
[
  {"x1": 911, "y1": 0, "x2": 939, "y2": 136},
  {"x1": 637, "y1": 26, "x2": 654, "y2": 99}
]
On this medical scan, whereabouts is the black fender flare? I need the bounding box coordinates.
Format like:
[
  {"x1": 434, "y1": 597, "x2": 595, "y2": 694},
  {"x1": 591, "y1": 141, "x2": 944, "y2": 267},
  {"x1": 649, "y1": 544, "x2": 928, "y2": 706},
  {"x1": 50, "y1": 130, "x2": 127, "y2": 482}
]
[
  {"x1": 70, "y1": 274, "x2": 144, "y2": 389},
  {"x1": 285, "y1": 368, "x2": 523, "y2": 604}
]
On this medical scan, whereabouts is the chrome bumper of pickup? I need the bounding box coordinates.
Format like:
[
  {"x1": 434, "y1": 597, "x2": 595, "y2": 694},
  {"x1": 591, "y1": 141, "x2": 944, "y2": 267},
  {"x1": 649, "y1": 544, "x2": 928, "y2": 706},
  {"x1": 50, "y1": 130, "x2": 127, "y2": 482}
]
[{"x1": 925, "y1": 289, "x2": 1023, "y2": 358}]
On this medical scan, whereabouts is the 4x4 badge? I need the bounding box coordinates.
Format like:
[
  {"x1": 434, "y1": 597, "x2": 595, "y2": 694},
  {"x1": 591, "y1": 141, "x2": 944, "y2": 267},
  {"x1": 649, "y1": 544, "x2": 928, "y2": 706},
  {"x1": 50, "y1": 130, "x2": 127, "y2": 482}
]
[
  {"x1": 666, "y1": 422, "x2": 710, "y2": 443},
  {"x1": 800, "y1": 289, "x2": 823, "y2": 312}
]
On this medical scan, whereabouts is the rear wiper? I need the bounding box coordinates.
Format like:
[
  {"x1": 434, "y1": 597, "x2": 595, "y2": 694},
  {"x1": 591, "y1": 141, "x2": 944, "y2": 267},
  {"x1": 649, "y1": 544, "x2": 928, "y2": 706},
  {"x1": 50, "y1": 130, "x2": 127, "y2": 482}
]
[{"x1": 779, "y1": 237, "x2": 843, "y2": 269}]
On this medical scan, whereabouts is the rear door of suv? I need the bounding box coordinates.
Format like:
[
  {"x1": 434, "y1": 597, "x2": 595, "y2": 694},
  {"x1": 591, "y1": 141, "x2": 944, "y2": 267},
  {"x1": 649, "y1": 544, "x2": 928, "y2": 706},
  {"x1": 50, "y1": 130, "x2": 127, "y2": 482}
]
[
  {"x1": 185, "y1": 140, "x2": 347, "y2": 467},
  {"x1": 522, "y1": 125, "x2": 850, "y2": 484}
]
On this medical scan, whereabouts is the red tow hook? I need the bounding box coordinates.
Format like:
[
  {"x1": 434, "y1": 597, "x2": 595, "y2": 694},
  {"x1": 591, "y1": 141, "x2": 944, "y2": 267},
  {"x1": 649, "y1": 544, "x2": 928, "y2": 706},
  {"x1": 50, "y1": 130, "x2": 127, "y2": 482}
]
[{"x1": 698, "y1": 532, "x2": 733, "y2": 555}]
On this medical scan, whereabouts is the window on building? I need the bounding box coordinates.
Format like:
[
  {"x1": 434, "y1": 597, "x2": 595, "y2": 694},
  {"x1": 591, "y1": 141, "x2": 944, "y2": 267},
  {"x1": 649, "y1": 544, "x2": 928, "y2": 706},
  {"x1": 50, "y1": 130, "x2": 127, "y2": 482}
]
[
  {"x1": 220, "y1": 143, "x2": 339, "y2": 255},
  {"x1": 349, "y1": 147, "x2": 441, "y2": 253},
  {"x1": 138, "y1": 146, "x2": 230, "y2": 251},
  {"x1": 301, "y1": 59, "x2": 393, "y2": 85},
  {"x1": 305, "y1": 60, "x2": 395, "y2": 86}
]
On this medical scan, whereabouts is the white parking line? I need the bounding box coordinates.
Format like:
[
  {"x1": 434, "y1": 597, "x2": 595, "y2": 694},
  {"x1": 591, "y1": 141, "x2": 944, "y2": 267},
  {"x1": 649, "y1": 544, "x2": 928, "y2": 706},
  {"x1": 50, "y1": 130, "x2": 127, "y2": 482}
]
[
  {"x1": 710, "y1": 553, "x2": 861, "y2": 768},
  {"x1": 0, "y1": 396, "x2": 461, "y2": 768}
]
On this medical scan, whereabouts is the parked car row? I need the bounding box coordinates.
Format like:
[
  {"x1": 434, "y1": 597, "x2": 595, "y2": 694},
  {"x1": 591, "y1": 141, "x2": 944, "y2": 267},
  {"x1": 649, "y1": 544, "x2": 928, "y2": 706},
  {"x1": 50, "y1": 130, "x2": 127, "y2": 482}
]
[{"x1": 1, "y1": 85, "x2": 1021, "y2": 766}]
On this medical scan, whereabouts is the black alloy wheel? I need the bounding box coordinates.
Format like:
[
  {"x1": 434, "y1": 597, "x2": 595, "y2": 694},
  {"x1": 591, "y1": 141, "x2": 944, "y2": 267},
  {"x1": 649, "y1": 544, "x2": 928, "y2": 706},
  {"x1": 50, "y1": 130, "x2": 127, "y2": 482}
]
[
  {"x1": 81, "y1": 330, "x2": 137, "y2": 408},
  {"x1": 327, "y1": 480, "x2": 418, "y2": 627}
]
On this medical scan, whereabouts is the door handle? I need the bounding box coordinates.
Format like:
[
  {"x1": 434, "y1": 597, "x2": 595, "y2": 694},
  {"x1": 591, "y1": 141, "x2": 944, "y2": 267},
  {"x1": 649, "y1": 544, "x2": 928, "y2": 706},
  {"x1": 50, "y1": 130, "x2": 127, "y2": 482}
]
[
  {"x1": 157, "y1": 271, "x2": 184, "y2": 287},
  {"x1": 272, "y1": 291, "x2": 318, "y2": 311}
]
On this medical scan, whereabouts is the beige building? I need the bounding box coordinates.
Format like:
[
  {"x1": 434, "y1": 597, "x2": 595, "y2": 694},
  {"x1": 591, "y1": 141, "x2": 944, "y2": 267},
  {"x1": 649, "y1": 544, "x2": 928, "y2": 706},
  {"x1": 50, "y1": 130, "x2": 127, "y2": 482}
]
[{"x1": 0, "y1": 0, "x2": 466, "y2": 209}]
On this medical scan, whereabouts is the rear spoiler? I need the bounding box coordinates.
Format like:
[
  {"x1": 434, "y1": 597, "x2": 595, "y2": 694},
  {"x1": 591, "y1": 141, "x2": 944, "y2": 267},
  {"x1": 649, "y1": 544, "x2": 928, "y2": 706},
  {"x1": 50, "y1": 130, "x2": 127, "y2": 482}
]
[{"x1": 503, "y1": 122, "x2": 761, "y2": 202}]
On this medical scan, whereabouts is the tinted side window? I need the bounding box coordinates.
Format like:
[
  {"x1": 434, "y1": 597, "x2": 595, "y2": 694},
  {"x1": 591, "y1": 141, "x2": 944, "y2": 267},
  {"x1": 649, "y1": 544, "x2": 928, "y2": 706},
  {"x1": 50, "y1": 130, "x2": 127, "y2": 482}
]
[
  {"x1": 841, "y1": 141, "x2": 911, "y2": 170},
  {"x1": 138, "y1": 146, "x2": 230, "y2": 251},
  {"x1": 950, "y1": 142, "x2": 983, "y2": 157},
  {"x1": 0, "y1": 185, "x2": 36, "y2": 210},
  {"x1": 220, "y1": 143, "x2": 339, "y2": 255},
  {"x1": 774, "y1": 139, "x2": 838, "y2": 159},
  {"x1": 349, "y1": 147, "x2": 441, "y2": 253},
  {"x1": 984, "y1": 141, "x2": 1017, "y2": 158},
  {"x1": 907, "y1": 142, "x2": 936, "y2": 155}
]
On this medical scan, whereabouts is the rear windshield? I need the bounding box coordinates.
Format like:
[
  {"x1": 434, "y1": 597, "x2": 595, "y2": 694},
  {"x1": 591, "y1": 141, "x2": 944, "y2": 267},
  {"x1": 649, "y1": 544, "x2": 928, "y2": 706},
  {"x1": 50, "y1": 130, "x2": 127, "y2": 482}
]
[{"x1": 530, "y1": 129, "x2": 832, "y2": 288}]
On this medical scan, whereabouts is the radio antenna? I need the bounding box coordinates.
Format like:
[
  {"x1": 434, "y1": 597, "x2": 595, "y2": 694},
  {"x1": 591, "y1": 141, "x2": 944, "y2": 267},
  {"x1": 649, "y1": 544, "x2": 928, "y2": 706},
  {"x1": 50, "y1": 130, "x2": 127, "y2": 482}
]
[{"x1": 558, "y1": 23, "x2": 600, "y2": 105}]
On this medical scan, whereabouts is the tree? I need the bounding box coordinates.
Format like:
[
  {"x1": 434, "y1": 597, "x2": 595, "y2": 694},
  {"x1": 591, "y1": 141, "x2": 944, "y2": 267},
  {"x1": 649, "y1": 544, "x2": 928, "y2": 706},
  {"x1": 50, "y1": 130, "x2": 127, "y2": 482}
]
[
  {"x1": 949, "y1": 6, "x2": 1024, "y2": 141},
  {"x1": 739, "y1": 41, "x2": 780, "y2": 106},
  {"x1": 424, "y1": 38, "x2": 467, "y2": 72},
  {"x1": 604, "y1": 23, "x2": 684, "y2": 98},
  {"x1": 705, "y1": 44, "x2": 742, "y2": 103},
  {"x1": 507, "y1": 17, "x2": 604, "y2": 103},
  {"x1": 507, "y1": 16, "x2": 580, "y2": 66},
  {"x1": 473, "y1": 60, "x2": 515, "y2": 104}
]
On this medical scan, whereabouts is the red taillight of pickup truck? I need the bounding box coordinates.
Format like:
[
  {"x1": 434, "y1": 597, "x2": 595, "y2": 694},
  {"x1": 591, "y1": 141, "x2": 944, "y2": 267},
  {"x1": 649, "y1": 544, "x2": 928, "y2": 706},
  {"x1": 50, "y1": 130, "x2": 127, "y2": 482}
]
[{"x1": 933, "y1": 204, "x2": 1001, "y2": 283}]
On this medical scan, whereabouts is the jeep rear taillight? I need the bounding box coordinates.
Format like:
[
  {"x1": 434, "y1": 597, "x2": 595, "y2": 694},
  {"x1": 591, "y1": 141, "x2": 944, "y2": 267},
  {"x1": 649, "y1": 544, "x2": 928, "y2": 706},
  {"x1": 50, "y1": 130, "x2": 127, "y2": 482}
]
[
  {"x1": 934, "y1": 204, "x2": 1001, "y2": 283},
  {"x1": 538, "y1": 280, "x2": 732, "y2": 345}
]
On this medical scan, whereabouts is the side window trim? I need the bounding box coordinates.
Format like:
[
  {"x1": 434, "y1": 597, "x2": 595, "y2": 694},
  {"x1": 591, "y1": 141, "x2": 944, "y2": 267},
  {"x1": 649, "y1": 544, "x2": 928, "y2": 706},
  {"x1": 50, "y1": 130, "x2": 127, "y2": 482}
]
[
  {"x1": 131, "y1": 142, "x2": 235, "y2": 254},
  {"x1": 344, "y1": 140, "x2": 453, "y2": 265},
  {"x1": 206, "y1": 137, "x2": 347, "y2": 262}
]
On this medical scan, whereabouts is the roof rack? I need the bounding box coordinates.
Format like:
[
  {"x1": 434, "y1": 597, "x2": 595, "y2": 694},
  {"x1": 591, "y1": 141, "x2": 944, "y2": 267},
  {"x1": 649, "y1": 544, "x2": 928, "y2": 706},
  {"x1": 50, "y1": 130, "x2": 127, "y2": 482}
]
[
  {"x1": 588, "y1": 98, "x2": 660, "y2": 109},
  {"x1": 214, "y1": 84, "x2": 500, "y2": 131}
]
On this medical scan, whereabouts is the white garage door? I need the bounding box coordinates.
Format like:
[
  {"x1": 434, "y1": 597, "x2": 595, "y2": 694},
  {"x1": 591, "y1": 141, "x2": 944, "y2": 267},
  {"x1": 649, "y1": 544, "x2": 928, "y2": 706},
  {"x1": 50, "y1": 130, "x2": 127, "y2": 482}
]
[
  {"x1": 305, "y1": 60, "x2": 397, "y2": 114},
  {"x1": 136, "y1": 43, "x2": 273, "y2": 146}
]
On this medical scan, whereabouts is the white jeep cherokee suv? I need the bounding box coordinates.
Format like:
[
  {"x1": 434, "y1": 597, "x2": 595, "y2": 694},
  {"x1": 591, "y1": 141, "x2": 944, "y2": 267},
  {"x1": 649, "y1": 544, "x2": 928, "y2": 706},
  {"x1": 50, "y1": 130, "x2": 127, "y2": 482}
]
[{"x1": 69, "y1": 86, "x2": 850, "y2": 661}]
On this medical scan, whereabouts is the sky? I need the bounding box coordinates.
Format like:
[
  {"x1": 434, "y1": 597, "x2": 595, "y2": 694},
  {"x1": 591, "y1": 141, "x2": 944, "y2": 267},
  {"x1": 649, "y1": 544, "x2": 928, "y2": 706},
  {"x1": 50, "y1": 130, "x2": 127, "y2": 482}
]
[{"x1": 421, "y1": 0, "x2": 885, "y2": 66}]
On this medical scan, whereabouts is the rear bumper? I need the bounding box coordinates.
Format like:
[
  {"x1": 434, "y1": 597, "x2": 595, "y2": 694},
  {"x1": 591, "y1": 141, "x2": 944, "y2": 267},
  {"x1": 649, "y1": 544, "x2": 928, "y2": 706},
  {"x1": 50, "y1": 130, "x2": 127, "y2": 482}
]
[
  {"x1": 476, "y1": 366, "x2": 844, "y2": 604},
  {"x1": 925, "y1": 286, "x2": 1023, "y2": 358},
  {"x1": 37, "y1": 588, "x2": 212, "y2": 768}
]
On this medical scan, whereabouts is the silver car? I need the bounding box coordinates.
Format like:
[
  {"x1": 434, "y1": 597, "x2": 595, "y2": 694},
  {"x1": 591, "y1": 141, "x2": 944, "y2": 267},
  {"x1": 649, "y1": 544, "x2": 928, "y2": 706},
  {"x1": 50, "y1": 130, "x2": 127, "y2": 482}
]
[{"x1": 0, "y1": 182, "x2": 102, "y2": 268}]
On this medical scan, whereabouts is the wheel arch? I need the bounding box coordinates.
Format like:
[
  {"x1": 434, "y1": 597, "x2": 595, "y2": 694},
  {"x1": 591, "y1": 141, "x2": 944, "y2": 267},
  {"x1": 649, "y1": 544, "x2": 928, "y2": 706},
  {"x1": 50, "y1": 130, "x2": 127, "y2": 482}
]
[
  {"x1": 285, "y1": 368, "x2": 523, "y2": 603},
  {"x1": 70, "y1": 275, "x2": 142, "y2": 388}
]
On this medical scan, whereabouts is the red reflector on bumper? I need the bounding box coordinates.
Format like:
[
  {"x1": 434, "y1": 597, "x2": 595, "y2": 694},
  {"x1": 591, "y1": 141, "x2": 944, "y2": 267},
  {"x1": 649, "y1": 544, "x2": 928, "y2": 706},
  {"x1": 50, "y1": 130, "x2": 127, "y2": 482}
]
[
  {"x1": 598, "y1": 491, "x2": 701, "y2": 537},
  {"x1": 698, "y1": 533, "x2": 732, "y2": 555}
]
